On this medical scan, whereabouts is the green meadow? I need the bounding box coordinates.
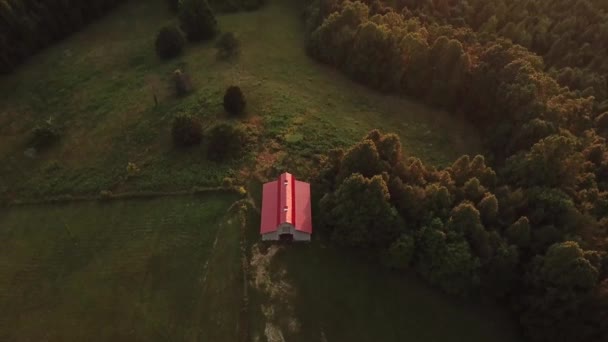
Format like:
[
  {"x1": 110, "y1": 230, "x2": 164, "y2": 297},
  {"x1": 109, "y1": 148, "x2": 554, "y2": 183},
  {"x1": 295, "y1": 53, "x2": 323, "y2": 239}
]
[{"x1": 0, "y1": 0, "x2": 479, "y2": 201}]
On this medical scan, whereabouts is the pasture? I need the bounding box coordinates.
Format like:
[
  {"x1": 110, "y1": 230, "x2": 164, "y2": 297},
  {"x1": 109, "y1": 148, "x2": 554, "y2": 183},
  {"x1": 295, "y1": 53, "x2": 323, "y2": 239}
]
[
  {"x1": 0, "y1": 0, "x2": 479, "y2": 201},
  {"x1": 0, "y1": 193, "x2": 242, "y2": 341}
]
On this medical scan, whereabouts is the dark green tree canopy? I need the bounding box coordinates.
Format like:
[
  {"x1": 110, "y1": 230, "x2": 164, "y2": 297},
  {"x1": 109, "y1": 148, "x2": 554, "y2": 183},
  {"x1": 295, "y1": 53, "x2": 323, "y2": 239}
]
[
  {"x1": 155, "y1": 25, "x2": 185, "y2": 60},
  {"x1": 223, "y1": 86, "x2": 246, "y2": 115},
  {"x1": 172, "y1": 114, "x2": 202, "y2": 147},
  {"x1": 535, "y1": 241, "x2": 599, "y2": 291},
  {"x1": 179, "y1": 0, "x2": 218, "y2": 41},
  {"x1": 321, "y1": 173, "x2": 402, "y2": 247},
  {"x1": 207, "y1": 123, "x2": 248, "y2": 161},
  {"x1": 337, "y1": 138, "x2": 384, "y2": 182}
]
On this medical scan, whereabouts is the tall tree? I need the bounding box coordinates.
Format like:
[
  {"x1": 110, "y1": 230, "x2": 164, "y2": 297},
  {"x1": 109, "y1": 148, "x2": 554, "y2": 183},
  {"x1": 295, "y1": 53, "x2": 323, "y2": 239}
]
[{"x1": 179, "y1": 0, "x2": 218, "y2": 41}]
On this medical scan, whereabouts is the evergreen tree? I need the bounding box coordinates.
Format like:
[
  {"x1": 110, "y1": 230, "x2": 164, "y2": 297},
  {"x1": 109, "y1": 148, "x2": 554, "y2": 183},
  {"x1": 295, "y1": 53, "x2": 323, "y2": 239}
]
[{"x1": 179, "y1": 0, "x2": 218, "y2": 42}]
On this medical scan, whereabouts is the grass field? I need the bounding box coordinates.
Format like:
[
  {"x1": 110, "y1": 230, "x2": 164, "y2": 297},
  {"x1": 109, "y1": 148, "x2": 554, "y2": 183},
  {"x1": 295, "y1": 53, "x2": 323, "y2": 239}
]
[
  {"x1": 0, "y1": 193, "x2": 242, "y2": 341},
  {"x1": 0, "y1": 0, "x2": 480, "y2": 201},
  {"x1": 0, "y1": 194, "x2": 521, "y2": 342},
  {"x1": 249, "y1": 242, "x2": 522, "y2": 342}
]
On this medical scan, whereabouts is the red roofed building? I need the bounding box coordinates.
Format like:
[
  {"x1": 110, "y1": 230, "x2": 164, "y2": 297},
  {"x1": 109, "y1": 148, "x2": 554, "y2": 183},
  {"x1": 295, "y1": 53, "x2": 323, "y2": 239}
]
[{"x1": 260, "y1": 172, "x2": 312, "y2": 241}]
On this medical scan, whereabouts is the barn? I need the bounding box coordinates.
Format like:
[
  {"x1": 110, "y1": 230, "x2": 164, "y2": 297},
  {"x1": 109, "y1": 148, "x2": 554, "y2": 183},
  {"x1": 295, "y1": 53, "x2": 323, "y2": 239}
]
[{"x1": 260, "y1": 172, "x2": 312, "y2": 241}]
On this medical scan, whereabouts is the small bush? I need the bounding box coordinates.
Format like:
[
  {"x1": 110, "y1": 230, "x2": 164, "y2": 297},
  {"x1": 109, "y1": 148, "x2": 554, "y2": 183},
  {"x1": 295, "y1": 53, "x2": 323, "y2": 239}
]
[
  {"x1": 216, "y1": 32, "x2": 240, "y2": 60},
  {"x1": 30, "y1": 121, "x2": 60, "y2": 149},
  {"x1": 126, "y1": 162, "x2": 140, "y2": 178},
  {"x1": 207, "y1": 123, "x2": 248, "y2": 161},
  {"x1": 173, "y1": 69, "x2": 193, "y2": 96},
  {"x1": 99, "y1": 190, "x2": 114, "y2": 200},
  {"x1": 179, "y1": 0, "x2": 218, "y2": 42},
  {"x1": 172, "y1": 114, "x2": 203, "y2": 147},
  {"x1": 222, "y1": 177, "x2": 234, "y2": 187},
  {"x1": 155, "y1": 26, "x2": 186, "y2": 60},
  {"x1": 223, "y1": 86, "x2": 246, "y2": 115}
]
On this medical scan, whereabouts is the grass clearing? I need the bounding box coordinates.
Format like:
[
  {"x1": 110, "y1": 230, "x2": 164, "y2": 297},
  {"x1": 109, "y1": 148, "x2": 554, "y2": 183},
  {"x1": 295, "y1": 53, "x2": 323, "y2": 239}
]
[
  {"x1": 0, "y1": 0, "x2": 480, "y2": 201},
  {"x1": 0, "y1": 193, "x2": 241, "y2": 341},
  {"x1": 248, "y1": 241, "x2": 522, "y2": 342}
]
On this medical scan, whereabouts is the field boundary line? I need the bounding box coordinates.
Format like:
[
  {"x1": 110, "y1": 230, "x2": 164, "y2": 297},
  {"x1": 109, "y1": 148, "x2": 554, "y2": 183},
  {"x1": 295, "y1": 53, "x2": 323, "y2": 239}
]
[{"x1": 3, "y1": 186, "x2": 247, "y2": 207}]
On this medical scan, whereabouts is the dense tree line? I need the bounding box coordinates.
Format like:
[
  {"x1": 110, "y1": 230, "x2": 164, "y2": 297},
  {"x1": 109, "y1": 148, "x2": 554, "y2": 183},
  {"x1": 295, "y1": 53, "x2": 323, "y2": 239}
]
[
  {"x1": 304, "y1": 0, "x2": 607, "y2": 160},
  {"x1": 0, "y1": 0, "x2": 127, "y2": 73},
  {"x1": 168, "y1": 0, "x2": 266, "y2": 13},
  {"x1": 392, "y1": 0, "x2": 608, "y2": 106},
  {"x1": 208, "y1": 0, "x2": 265, "y2": 12},
  {"x1": 305, "y1": 1, "x2": 608, "y2": 341},
  {"x1": 316, "y1": 130, "x2": 608, "y2": 342}
]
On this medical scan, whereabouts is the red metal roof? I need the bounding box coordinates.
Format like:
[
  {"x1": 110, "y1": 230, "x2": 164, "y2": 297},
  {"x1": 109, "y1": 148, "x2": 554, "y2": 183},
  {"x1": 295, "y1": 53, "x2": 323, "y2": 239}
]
[{"x1": 260, "y1": 173, "x2": 312, "y2": 235}]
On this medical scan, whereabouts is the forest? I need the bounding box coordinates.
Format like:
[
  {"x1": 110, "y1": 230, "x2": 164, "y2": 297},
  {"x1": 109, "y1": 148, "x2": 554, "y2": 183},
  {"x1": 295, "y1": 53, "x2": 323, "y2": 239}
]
[
  {"x1": 305, "y1": 0, "x2": 608, "y2": 341},
  {"x1": 396, "y1": 0, "x2": 608, "y2": 106}
]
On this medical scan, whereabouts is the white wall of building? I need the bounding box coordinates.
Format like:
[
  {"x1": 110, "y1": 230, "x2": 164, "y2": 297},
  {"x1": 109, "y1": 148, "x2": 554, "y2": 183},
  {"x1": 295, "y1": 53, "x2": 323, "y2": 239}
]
[{"x1": 262, "y1": 223, "x2": 311, "y2": 241}]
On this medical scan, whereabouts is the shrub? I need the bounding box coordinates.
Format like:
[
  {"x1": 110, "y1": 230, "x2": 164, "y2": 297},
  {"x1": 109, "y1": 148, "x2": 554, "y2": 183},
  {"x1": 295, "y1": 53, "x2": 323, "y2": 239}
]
[
  {"x1": 155, "y1": 26, "x2": 186, "y2": 59},
  {"x1": 29, "y1": 121, "x2": 60, "y2": 149},
  {"x1": 173, "y1": 69, "x2": 193, "y2": 96},
  {"x1": 223, "y1": 86, "x2": 246, "y2": 115},
  {"x1": 222, "y1": 177, "x2": 234, "y2": 187},
  {"x1": 126, "y1": 162, "x2": 140, "y2": 178},
  {"x1": 216, "y1": 32, "x2": 240, "y2": 60},
  {"x1": 179, "y1": 0, "x2": 218, "y2": 42},
  {"x1": 99, "y1": 190, "x2": 114, "y2": 200},
  {"x1": 172, "y1": 114, "x2": 203, "y2": 147},
  {"x1": 207, "y1": 123, "x2": 248, "y2": 161}
]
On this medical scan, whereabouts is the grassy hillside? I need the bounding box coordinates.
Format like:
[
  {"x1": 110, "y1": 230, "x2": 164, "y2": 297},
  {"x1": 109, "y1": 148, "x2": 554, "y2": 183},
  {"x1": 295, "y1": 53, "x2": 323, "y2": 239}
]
[{"x1": 0, "y1": 0, "x2": 479, "y2": 201}]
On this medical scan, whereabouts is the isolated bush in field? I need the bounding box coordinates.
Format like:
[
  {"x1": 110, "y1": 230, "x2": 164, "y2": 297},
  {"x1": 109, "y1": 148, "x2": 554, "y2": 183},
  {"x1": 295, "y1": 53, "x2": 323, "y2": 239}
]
[
  {"x1": 222, "y1": 177, "x2": 234, "y2": 187},
  {"x1": 172, "y1": 114, "x2": 203, "y2": 147},
  {"x1": 223, "y1": 86, "x2": 246, "y2": 115},
  {"x1": 173, "y1": 69, "x2": 193, "y2": 96},
  {"x1": 216, "y1": 32, "x2": 240, "y2": 60},
  {"x1": 207, "y1": 123, "x2": 247, "y2": 161},
  {"x1": 99, "y1": 190, "x2": 114, "y2": 200},
  {"x1": 179, "y1": 0, "x2": 218, "y2": 42},
  {"x1": 155, "y1": 26, "x2": 185, "y2": 59},
  {"x1": 126, "y1": 162, "x2": 141, "y2": 178},
  {"x1": 30, "y1": 120, "x2": 60, "y2": 149}
]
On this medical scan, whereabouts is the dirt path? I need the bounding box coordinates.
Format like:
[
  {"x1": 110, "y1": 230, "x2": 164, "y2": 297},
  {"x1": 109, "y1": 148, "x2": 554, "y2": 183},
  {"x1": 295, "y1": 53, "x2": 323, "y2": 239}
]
[{"x1": 249, "y1": 244, "x2": 300, "y2": 342}]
